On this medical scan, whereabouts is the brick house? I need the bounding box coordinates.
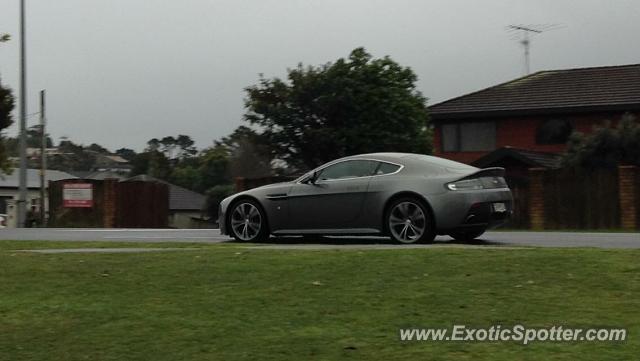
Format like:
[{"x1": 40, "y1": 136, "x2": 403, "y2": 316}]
[
  {"x1": 428, "y1": 64, "x2": 640, "y2": 172},
  {"x1": 428, "y1": 64, "x2": 640, "y2": 230}
]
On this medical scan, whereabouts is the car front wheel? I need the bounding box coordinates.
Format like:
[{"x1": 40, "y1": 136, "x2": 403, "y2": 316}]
[
  {"x1": 228, "y1": 200, "x2": 269, "y2": 242},
  {"x1": 386, "y1": 198, "x2": 436, "y2": 244}
]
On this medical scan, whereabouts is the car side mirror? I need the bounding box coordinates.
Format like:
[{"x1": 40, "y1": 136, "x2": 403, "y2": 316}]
[{"x1": 305, "y1": 171, "x2": 319, "y2": 184}]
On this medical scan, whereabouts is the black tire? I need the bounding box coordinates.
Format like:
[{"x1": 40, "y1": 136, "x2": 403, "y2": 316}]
[
  {"x1": 385, "y1": 197, "x2": 436, "y2": 244},
  {"x1": 449, "y1": 228, "x2": 486, "y2": 242},
  {"x1": 227, "y1": 199, "x2": 270, "y2": 242}
]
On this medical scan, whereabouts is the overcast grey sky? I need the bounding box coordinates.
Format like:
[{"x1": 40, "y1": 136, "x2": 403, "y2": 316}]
[{"x1": 0, "y1": 0, "x2": 639, "y2": 151}]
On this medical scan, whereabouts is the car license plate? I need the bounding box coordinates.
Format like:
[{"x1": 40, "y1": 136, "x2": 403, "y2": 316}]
[{"x1": 492, "y1": 202, "x2": 507, "y2": 212}]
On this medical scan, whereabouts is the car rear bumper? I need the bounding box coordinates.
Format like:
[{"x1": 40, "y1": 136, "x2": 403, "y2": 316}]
[
  {"x1": 456, "y1": 200, "x2": 512, "y2": 230},
  {"x1": 429, "y1": 188, "x2": 513, "y2": 231}
]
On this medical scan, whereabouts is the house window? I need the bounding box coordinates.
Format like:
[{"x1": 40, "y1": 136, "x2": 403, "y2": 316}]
[
  {"x1": 536, "y1": 119, "x2": 573, "y2": 144},
  {"x1": 441, "y1": 122, "x2": 496, "y2": 152}
]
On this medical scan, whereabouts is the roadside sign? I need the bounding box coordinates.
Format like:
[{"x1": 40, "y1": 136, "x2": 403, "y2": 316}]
[{"x1": 63, "y1": 183, "x2": 93, "y2": 208}]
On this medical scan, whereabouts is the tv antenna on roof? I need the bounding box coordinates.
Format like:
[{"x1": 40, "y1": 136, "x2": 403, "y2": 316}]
[{"x1": 507, "y1": 24, "x2": 562, "y2": 75}]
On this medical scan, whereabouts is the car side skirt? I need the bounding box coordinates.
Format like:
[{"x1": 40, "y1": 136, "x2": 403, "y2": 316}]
[{"x1": 272, "y1": 228, "x2": 381, "y2": 235}]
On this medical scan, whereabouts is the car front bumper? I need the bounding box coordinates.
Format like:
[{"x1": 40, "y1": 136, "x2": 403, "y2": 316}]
[{"x1": 218, "y1": 204, "x2": 227, "y2": 235}]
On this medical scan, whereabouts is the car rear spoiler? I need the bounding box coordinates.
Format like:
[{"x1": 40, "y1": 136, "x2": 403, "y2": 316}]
[{"x1": 455, "y1": 167, "x2": 505, "y2": 181}]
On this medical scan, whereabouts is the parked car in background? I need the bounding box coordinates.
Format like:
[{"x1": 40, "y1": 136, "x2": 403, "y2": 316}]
[
  {"x1": 219, "y1": 153, "x2": 513, "y2": 244},
  {"x1": 0, "y1": 214, "x2": 7, "y2": 228}
]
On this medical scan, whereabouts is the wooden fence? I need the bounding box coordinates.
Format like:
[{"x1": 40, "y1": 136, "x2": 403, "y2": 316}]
[
  {"x1": 116, "y1": 181, "x2": 169, "y2": 228},
  {"x1": 48, "y1": 179, "x2": 169, "y2": 228},
  {"x1": 519, "y1": 165, "x2": 638, "y2": 230},
  {"x1": 541, "y1": 168, "x2": 620, "y2": 229},
  {"x1": 48, "y1": 179, "x2": 106, "y2": 228},
  {"x1": 505, "y1": 176, "x2": 530, "y2": 229}
]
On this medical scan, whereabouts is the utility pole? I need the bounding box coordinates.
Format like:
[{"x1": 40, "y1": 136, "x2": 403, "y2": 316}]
[
  {"x1": 39, "y1": 90, "x2": 46, "y2": 227},
  {"x1": 18, "y1": 0, "x2": 27, "y2": 228}
]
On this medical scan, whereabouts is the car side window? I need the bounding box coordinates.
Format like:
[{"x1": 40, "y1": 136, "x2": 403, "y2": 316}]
[
  {"x1": 318, "y1": 160, "x2": 378, "y2": 180},
  {"x1": 374, "y1": 162, "x2": 401, "y2": 175}
]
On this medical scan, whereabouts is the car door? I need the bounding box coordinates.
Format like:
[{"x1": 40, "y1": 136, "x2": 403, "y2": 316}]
[{"x1": 287, "y1": 160, "x2": 378, "y2": 231}]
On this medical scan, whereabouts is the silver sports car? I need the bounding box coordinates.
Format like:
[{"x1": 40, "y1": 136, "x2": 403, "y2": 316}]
[{"x1": 219, "y1": 153, "x2": 512, "y2": 244}]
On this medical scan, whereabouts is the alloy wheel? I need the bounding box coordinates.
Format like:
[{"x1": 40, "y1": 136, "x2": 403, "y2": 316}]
[
  {"x1": 388, "y1": 201, "x2": 427, "y2": 243},
  {"x1": 230, "y1": 202, "x2": 262, "y2": 241}
]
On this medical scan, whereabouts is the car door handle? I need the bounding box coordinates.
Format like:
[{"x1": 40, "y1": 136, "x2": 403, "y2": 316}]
[{"x1": 266, "y1": 193, "x2": 289, "y2": 200}]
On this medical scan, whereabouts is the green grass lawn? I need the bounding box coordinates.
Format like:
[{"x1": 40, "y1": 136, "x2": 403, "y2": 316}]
[{"x1": 1, "y1": 242, "x2": 638, "y2": 360}]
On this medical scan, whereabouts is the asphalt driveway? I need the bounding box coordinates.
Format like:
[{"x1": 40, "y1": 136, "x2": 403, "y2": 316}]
[{"x1": 0, "y1": 228, "x2": 638, "y2": 248}]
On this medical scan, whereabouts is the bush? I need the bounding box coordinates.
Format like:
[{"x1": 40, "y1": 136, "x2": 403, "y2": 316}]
[
  {"x1": 205, "y1": 184, "x2": 235, "y2": 222},
  {"x1": 562, "y1": 113, "x2": 640, "y2": 169}
]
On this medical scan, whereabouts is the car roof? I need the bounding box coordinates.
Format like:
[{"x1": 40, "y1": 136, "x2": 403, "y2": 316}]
[
  {"x1": 344, "y1": 152, "x2": 476, "y2": 169},
  {"x1": 343, "y1": 152, "x2": 411, "y2": 162}
]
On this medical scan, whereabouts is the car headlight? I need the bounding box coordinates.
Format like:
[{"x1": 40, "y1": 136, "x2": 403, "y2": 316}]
[{"x1": 446, "y1": 177, "x2": 507, "y2": 191}]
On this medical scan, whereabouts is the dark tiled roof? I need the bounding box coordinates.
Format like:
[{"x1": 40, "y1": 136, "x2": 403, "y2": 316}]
[
  {"x1": 68, "y1": 171, "x2": 93, "y2": 179},
  {"x1": 472, "y1": 147, "x2": 562, "y2": 169},
  {"x1": 429, "y1": 64, "x2": 640, "y2": 119},
  {"x1": 167, "y1": 186, "x2": 207, "y2": 211},
  {"x1": 85, "y1": 171, "x2": 129, "y2": 180},
  {"x1": 125, "y1": 174, "x2": 158, "y2": 182},
  {"x1": 125, "y1": 175, "x2": 206, "y2": 211}
]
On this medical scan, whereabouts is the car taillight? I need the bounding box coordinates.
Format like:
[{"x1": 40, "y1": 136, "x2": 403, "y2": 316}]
[{"x1": 447, "y1": 176, "x2": 507, "y2": 191}]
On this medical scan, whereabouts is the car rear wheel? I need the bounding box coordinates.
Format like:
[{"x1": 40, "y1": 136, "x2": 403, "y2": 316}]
[
  {"x1": 228, "y1": 200, "x2": 269, "y2": 242},
  {"x1": 386, "y1": 198, "x2": 435, "y2": 244},
  {"x1": 449, "y1": 228, "x2": 486, "y2": 242}
]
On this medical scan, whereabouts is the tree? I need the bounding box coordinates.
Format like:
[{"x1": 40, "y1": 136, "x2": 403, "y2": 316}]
[
  {"x1": 175, "y1": 135, "x2": 197, "y2": 159},
  {"x1": 132, "y1": 136, "x2": 199, "y2": 183},
  {"x1": 130, "y1": 150, "x2": 171, "y2": 179},
  {"x1": 27, "y1": 125, "x2": 54, "y2": 148},
  {"x1": 171, "y1": 165, "x2": 201, "y2": 191},
  {"x1": 4, "y1": 125, "x2": 54, "y2": 157},
  {"x1": 562, "y1": 113, "x2": 640, "y2": 169},
  {"x1": 147, "y1": 138, "x2": 161, "y2": 152},
  {"x1": 205, "y1": 184, "x2": 235, "y2": 221},
  {"x1": 47, "y1": 140, "x2": 98, "y2": 171},
  {"x1": 0, "y1": 79, "x2": 15, "y2": 172},
  {"x1": 166, "y1": 143, "x2": 232, "y2": 193},
  {"x1": 130, "y1": 152, "x2": 151, "y2": 176},
  {"x1": 115, "y1": 148, "x2": 137, "y2": 161},
  {"x1": 159, "y1": 136, "x2": 177, "y2": 159},
  {"x1": 151, "y1": 135, "x2": 197, "y2": 162},
  {"x1": 195, "y1": 144, "x2": 232, "y2": 191},
  {"x1": 219, "y1": 126, "x2": 273, "y2": 178},
  {"x1": 244, "y1": 47, "x2": 432, "y2": 171},
  {"x1": 147, "y1": 150, "x2": 171, "y2": 179},
  {"x1": 86, "y1": 143, "x2": 109, "y2": 154}
]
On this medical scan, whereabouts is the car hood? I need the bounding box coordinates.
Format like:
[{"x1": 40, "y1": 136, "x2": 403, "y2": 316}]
[
  {"x1": 249, "y1": 181, "x2": 294, "y2": 191},
  {"x1": 232, "y1": 181, "x2": 294, "y2": 198}
]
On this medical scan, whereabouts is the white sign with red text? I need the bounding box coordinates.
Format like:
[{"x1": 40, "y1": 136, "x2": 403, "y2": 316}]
[{"x1": 63, "y1": 183, "x2": 94, "y2": 208}]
